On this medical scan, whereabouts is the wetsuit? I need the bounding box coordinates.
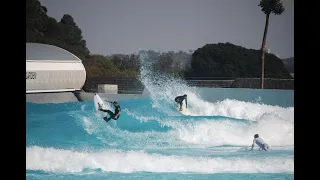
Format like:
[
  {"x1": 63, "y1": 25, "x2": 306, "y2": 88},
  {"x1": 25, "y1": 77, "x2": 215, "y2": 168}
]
[
  {"x1": 100, "y1": 105, "x2": 121, "y2": 122},
  {"x1": 175, "y1": 96, "x2": 187, "y2": 110},
  {"x1": 252, "y1": 137, "x2": 269, "y2": 151}
]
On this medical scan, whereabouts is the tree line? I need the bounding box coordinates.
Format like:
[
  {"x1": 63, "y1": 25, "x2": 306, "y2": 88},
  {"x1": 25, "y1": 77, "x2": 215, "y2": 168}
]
[{"x1": 26, "y1": 0, "x2": 291, "y2": 80}]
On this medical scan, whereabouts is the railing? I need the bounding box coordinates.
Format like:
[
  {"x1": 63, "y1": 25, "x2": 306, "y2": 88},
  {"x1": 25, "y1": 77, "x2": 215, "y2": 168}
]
[
  {"x1": 83, "y1": 77, "x2": 294, "y2": 93},
  {"x1": 186, "y1": 80, "x2": 235, "y2": 88}
]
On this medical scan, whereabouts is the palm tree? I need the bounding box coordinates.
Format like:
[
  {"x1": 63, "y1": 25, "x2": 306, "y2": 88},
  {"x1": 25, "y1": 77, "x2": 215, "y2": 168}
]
[{"x1": 258, "y1": 0, "x2": 285, "y2": 89}]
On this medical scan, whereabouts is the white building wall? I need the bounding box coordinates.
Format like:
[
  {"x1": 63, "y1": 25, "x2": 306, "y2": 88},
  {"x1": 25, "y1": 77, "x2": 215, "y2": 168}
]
[
  {"x1": 26, "y1": 43, "x2": 87, "y2": 93},
  {"x1": 26, "y1": 61, "x2": 86, "y2": 93}
]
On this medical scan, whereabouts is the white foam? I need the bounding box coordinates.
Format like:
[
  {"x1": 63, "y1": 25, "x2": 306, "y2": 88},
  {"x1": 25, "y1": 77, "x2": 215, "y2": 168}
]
[
  {"x1": 26, "y1": 146, "x2": 293, "y2": 173},
  {"x1": 164, "y1": 117, "x2": 294, "y2": 146},
  {"x1": 72, "y1": 100, "x2": 293, "y2": 148},
  {"x1": 123, "y1": 101, "x2": 294, "y2": 147},
  {"x1": 138, "y1": 51, "x2": 294, "y2": 124},
  {"x1": 188, "y1": 98, "x2": 294, "y2": 123}
]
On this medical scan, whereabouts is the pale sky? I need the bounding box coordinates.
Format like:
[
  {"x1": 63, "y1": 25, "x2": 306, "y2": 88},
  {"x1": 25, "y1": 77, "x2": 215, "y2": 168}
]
[{"x1": 39, "y1": 0, "x2": 294, "y2": 58}]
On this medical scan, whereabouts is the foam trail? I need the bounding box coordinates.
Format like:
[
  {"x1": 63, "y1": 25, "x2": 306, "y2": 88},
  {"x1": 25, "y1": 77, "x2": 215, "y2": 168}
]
[
  {"x1": 164, "y1": 117, "x2": 294, "y2": 146},
  {"x1": 187, "y1": 98, "x2": 294, "y2": 123},
  {"x1": 73, "y1": 105, "x2": 293, "y2": 148},
  {"x1": 26, "y1": 146, "x2": 293, "y2": 173},
  {"x1": 64, "y1": 99, "x2": 294, "y2": 149},
  {"x1": 123, "y1": 106, "x2": 294, "y2": 147}
]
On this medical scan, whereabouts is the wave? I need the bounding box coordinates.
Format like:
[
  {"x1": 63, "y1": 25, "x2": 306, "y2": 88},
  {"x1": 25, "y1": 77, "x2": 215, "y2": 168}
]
[{"x1": 26, "y1": 146, "x2": 293, "y2": 174}]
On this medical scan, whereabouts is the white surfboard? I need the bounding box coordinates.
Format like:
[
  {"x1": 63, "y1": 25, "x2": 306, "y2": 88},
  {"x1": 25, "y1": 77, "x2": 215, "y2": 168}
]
[
  {"x1": 93, "y1": 93, "x2": 112, "y2": 111},
  {"x1": 175, "y1": 102, "x2": 192, "y2": 116},
  {"x1": 94, "y1": 93, "x2": 105, "y2": 110},
  {"x1": 93, "y1": 93, "x2": 113, "y2": 118}
]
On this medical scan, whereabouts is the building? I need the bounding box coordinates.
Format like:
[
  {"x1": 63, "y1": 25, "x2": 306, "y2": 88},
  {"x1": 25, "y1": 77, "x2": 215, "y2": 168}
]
[{"x1": 26, "y1": 43, "x2": 86, "y2": 94}]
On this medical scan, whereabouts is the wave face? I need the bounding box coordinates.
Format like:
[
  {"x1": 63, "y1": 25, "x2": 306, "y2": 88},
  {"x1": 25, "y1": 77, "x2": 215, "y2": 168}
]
[{"x1": 26, "y1": 51, "x2": 294, "y2": 180}]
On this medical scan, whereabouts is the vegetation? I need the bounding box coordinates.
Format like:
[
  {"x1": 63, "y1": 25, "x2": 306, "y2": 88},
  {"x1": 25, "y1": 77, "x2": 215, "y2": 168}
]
[
  {"x1": 188, "y1": 43, "x2": 292, "y2": 78},
  {"x1": 26, "y1": 0, "x2": 291, "y2": 80},
  {"x1": 282, "y1": 57, "x2": 294, "y2": 73},
  {"x1": 258, "y1": 0, "x2": 286, "y2": 88}
]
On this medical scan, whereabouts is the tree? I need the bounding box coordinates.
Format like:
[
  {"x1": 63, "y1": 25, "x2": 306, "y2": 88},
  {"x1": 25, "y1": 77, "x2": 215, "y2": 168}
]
[
  {"x1": 190, "y1": 43, "x2": 291, "y2": 78},
  {"x1": 152, "y1": 53, "x2": 174, "y2": 74},
  {"x1": 59, "y1": 14, "x2": 90, "y2": 58},
  {"x1": 258, "y1": 0, "x2": 285, "y2": 88}
]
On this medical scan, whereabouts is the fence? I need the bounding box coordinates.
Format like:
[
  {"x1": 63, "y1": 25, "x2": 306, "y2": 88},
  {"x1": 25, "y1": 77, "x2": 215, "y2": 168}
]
[
  {"x1": 83, "y1": 77, "x2": 294, "y2": 94},
  {"x1": 83, "y1": 77, "x2": 144, "y2": 94}
]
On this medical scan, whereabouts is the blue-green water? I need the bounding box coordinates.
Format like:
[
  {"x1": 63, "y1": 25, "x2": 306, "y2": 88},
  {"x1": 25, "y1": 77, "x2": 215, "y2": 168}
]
[
  {"x1": 26, "y1": 52, "x2": 294, "y2": 179},
  {"x1": 26, "y1": 88, "x2": 294, "y2": 180}
]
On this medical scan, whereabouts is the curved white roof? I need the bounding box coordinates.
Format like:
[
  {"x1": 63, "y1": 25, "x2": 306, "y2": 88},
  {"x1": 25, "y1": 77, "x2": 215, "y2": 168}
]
[{"x1": 26, "y1": 43, "x2": 81, "y2": 61}]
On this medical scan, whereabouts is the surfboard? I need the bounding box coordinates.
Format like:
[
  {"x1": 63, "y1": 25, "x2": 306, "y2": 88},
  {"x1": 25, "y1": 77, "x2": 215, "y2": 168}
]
[
  {"x1": 94, "y1": 93, "x2": 107, "y2": 111},
  {"x1": 180, "y1": 108, "x2": 192, "y2": 116},
  {"x1": 175, "y1": 102, "x2": 192, "y2": 116},
  {"x1": 94, "y1": 94, "x2": 113, "y2": 112},
  {"x1": 93, "y1": 93, "x2": 113, "y2": 118}
]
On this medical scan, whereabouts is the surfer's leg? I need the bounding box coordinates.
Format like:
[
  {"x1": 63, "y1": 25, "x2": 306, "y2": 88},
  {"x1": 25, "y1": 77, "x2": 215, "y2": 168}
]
[
  {"x1": 101, "y1": 110, "x2": 115, "y2": 122},
  {"x1": 103, "y1": 116, "x2": 112, "y2": 122},
  {"x1": 262, "y1": 144, "x2": 269, "y2": 151},
  {"x1": 179, "y1": 102, "x2": 183, "y2": 111},
  {"x1": 105, "y1": 110, "x2": 114, "y2": 115},
  {"x1": 105, "y1": 110, "x2": 116, "y2": 120},
  {"x1": 100, "y1": 109, "x2": 112, "y2": 114}
]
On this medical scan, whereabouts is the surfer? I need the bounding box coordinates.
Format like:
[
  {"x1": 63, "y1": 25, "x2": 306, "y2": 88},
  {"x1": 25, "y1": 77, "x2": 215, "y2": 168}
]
[
  {"x1": 98, "y1": 100, "x2": 121, "y2": 122},
  {"x1": 175, "y1": 94, "x2": 187, "y2": 111},
  {"x1": 249, "y1": 134, "x2": 269, "y2": 151}
]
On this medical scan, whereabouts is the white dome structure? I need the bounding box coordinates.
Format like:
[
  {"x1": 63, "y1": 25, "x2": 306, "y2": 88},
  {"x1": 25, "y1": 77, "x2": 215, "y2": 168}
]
[{"x1": 26, "y1": 43, "x2": 86, "y2": 93}]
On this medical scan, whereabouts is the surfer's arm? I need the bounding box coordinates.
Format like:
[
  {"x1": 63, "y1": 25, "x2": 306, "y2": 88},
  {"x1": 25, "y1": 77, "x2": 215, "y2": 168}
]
[
  {"x1": 250, "y1": 144, "x2": 254, "y2": 151},
  {"x1": 249, "y1": 139, "x2": 255, "y2": 150},
  {"x1": 185, "y1": 98, "x2": 187, "y2": 108},
  {"x1": 114, "y1": 108, "x2": 121, "y2": 118},
  {"x1": 105, "y1": 100, "x2": 114, "y2": 103}
]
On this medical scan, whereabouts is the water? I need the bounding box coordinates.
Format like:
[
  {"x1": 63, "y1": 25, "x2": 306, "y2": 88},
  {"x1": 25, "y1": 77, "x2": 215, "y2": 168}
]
[{"x1": 26, "y1": 51, "x2": 294, "y2": 179}]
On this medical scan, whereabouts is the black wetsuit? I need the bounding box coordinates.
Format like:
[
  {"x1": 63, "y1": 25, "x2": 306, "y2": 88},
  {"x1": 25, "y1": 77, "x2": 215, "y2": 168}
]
[
  {"x1": 175, "y1": 96, "x2": 187, "y2": 110},
  {"x1": 100, "y1": 105, "x2": 121, "y2": 122}
]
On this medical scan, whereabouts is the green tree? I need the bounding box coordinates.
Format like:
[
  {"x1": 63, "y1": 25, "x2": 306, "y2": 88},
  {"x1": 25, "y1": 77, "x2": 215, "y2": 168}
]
[
  {"x1": 190, "y1": 43, "x2": 291, "y2": 78},
  {"x1": 152, "y1": 53, "x2": 174, "y2": 74},
  {"x1": 26, "y1": 0, "x2": 90, "y2": 59},
  {"x1": 26, "y1": 0, "x2": 49, "y2": 41},
  {"x1": 59, "y1": 14, "x2": 90, "y2": 58},
  {"x1": 83, "y1": 55, "x2": 121, "y2": 77},
  {"x1": 258, "y1": 0, "x2": 285, "y2": 88}
]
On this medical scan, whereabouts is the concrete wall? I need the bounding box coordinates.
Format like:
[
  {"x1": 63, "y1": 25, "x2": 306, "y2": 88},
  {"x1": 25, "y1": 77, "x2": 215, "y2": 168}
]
[
  {"x1": 26, "y1": 90, "x2": 147, "y2": 104},
  {"x1": 97, "y1": 84, "x2": 118, "y2": 94},
  {"x1": 26, "y1": 92, "x2": 79, "y2": 103}
]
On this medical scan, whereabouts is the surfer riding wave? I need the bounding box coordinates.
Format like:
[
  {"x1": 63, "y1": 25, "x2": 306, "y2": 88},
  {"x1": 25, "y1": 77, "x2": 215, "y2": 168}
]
[{"x1": 98, "y1": 100, "x2": 121, "y2": 122}]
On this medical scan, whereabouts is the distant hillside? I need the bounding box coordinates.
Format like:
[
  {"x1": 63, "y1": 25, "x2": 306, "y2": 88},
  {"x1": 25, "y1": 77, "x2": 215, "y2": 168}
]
[
  {"x1": 282, "y1": 57, "x2": 294, "y2": 73},
  {"x1": 187, "y1": 43, "x2": 292, "y2": 79}
]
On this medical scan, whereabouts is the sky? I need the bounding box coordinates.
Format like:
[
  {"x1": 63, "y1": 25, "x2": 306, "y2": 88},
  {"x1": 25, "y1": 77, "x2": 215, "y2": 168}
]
[{"x1": 39, "y1": 0, "x2": 294, "y2": 59}]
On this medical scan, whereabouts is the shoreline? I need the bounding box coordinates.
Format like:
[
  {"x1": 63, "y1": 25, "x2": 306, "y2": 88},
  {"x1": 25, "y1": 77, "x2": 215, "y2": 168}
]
[
  {"x1": 26, "y1": 87, "x2": 293, "y2": 106},
  {"x1": 26, "y1": 91, "x2": 148, "y2": 104}
]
